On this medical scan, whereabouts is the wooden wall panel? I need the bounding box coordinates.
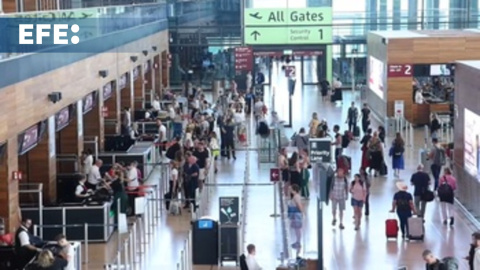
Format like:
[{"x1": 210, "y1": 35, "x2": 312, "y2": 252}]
[
  {"x1": 161, "y1": 50, "x2": 169, "y2": 88},
  {"x1": 2, "y1": 0, "x2": 17, "y2": 12},
  {"x1": 84, "y1": 95, "x2": 104, "y2": 151},
  {"x1": 104, "y1": 89, "x2": 119, "y2": 135},
  {"x1": 0, "y1": 137, "x2": 19, "y2": 233},
  {"x1": 153, "y1": 55, "x2": 161, "y2": 97},
  {"x1": 0, "y1": 30, "x2": 169, "y2": 144},
  {"x1": 121, "y1": 74, "x2": 134, "y2": 113},
  {"x1": 57, "y1": 104, "x2": 83, "y2": 173},
  {"x1": 134, "y1": 67, "x2": 145, "y2": 109}
]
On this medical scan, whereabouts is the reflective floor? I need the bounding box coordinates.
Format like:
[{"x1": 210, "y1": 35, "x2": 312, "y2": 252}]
[{"x1": 85, "y1": 60, "x2": 474, "y2": 270}]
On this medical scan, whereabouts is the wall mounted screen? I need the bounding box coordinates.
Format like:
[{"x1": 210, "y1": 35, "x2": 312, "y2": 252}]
[
  {"x1": 18, "y1": 124, "x2": 39, "y2": 155},
  {"x1": 464, "y1": 108, "x2": 480, "y2": 180},
  {"x1": 368, "y1": 56, "x2": 385, "y2": 99},
  {"x1": 55, "y1": 107, "x2": 70, "y2": 132}
]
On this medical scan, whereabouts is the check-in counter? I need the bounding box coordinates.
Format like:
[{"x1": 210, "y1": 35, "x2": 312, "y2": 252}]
[
  {"x1": 21, "y1": 202, "x2": 114, "y2": 242},
  {"x1": 98, "y1": 142, "x2": 156, "y2": 179}
]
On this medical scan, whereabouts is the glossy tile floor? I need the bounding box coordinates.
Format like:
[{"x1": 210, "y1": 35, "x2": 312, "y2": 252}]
[{"x1": 84, "y1": 60, "x2": 475, "y2": 270}]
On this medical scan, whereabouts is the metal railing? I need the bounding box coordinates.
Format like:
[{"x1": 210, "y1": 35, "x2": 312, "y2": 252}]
[{"x1": 278, "y1": 180, "x2": 290, "y2": 262}]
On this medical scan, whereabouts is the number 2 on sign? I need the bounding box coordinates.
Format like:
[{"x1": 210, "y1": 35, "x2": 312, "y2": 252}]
[
  {"x1": 404, "y1": 64, "x2": 412, "y2": 75},
  {"x1": 318, "y1": 29, "x2": 323, "y2": 40}
]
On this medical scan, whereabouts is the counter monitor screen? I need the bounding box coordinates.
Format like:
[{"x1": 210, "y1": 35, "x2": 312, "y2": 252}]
[
  {"x1": 198, "y1": 220, "x2": 213, "y2": 229},
  {"x1": 430, "y1": 64, "x2": 451, "y2": 76}
]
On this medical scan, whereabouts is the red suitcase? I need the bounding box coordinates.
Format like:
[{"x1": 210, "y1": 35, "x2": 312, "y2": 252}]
[{"x1": 386, "y1": 218, "x2": 398, "y2": 238}]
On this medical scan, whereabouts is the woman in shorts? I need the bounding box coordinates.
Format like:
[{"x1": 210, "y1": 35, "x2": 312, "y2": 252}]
[{"x1": 350, "y1": 174, "x2": 367, "y2": 230}]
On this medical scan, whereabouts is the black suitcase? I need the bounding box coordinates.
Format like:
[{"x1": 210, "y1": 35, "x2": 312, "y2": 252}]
[
  {"x1": 380, "y1": 162, "x2": 388, "y2": 176},
  {"x1": 354, "y1": 126, "x2": 360, "y2": 137},
  {"x1": 164, "y1": 192, "x2": 171, "y2": 210}
]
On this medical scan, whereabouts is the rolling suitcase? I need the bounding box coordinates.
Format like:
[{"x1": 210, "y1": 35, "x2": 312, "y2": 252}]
[
  {"x1": 407, "y1": 216, "x2": 424, "y2": 240},
  {"x1": 386, "y1": 217, "x2": 398, "y2": 238},
  {"x1": 353, "y1": 126, "x2": 360, "y2": 137}
]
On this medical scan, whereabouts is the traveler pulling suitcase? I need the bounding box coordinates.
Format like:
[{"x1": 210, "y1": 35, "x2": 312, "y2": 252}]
[
  {"x1": 408, "y1": 216, "x2": 424, "y2": 240},
  {"x1": 386, "y1": 216, "x2": 399, "y2": 238}
]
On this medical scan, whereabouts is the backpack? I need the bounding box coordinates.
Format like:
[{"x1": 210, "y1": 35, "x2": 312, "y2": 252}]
[
  {"x1": 441, "y1": 257, "x2": 459, "y2": 270},
  {"x1": 393, "y1": 144, "x2": 404, "y2": 156},
  {"x1": 433, "y1": 146, "x2": 447, "y2": 166},
  {"x1": 257, "y1": 121, "x2": 270, "y2": 138},
  {"x1": 437, "y1": 178, "x2": 454, "y2": 200},
  {"x1": 341, "y1": 133, "x2": 350, "y2": 148}
]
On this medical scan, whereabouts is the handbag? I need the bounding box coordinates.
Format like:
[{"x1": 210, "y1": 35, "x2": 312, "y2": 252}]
[{"x1": 421, "y1": 189, "x2": 435, "y2": 202}]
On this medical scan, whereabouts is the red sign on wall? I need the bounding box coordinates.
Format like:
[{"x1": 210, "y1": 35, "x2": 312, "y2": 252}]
[
  {"x1": 285, "y1": 66, "x2": 296, "y2": 77},
  {"x1": 388, "y1": 64, "x2": 413, "y2": 77},
  {"x1": 234, "y1": 46, "x2": 253, "y2": 71}
]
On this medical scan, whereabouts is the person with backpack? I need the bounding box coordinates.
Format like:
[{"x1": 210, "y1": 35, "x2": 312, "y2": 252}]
[
  {"x1": 368, "y1": 131, "x2": 384, "y2": 177},
  {"x1": 438, "y1": 167, "x2": 457, "y2": 226},
  {"x1": 331, "y1": 125, "x2": 343, "y2": 164},
  {"x1": 390, "y1": 181, "x2": 416, "y2": 239},
  {"x1": 429, "y1": 138, "x2": 447, "y2": 190},
  {"x1": 293, "y1": 128, "x2": 309, "y2": 153},
  {"x1": 422, "y1": 249, "x2": 452, "y2": 270},
  {"x1": 389, "y1": 132, "x2": 405, "y2": 177},
  {"x1": 330, "y1": 168, "x2": 349, "y2": 230}
]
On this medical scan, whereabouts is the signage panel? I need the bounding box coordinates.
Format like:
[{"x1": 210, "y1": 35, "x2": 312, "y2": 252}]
[
  {"x1": 219, "y1": 197, "x2": 239, "y2": 224},
  {"x1": 234, "y1": 46, "x2": 253, "y2": 71},
  {"x1": 388, "y1": 64, "x2": 412, "y2": 77},
  {"x1": 309, "y1": 138, "x2": 332, "y2": 163},
  {"x1": 270, "y1": 168, "x2": 280, "y2": 182},
  {"x1": 245, "y1": 26, "x2": 332, "y2": 45},
  {"x1": 244, "y1": 8, "x2": 332, "y2": 26}
]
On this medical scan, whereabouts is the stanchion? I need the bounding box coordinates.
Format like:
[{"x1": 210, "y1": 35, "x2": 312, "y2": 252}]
[
  {"x1": 132, "y1": 222, "x2": 138, "y2": 265},
  {"x1": 270, "y1": 182, "x2": 280, "y2": 217},
  {"x1": 180, "y1": 250, "x2": 185, "y2": 270},
  {"x1": 116, "y1": 251, "x2": 121, "y2": 270},
  {"x1": 84, "y1": 223, "x2": 89, "y2": 264},
  {"x1": 124, "y1": 240, "x2": 129, "y2": 269}
]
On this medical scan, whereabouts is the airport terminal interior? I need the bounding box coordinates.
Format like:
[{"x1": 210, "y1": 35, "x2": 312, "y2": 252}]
[{"x1": 2, "y1": 0, "x2": 480, "y2": 270}]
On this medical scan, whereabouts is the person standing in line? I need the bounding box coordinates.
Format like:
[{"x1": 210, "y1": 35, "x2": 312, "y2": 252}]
[
  {"x1": 360, "y1": 103, "x2": 371, "y2": 134},
  {"x1": 389, "y1": 132, "x2": 405, "y2": 177},
  {"x1": 82, "y1": 149, "x2": 93, "y2": 179},
  {"x1": 278, "y1": 148, "x2": 290, "y2": 196},
  {"x1": 299, "y1": 149, "x2": 311, "y2": 199},
  {"x1": 293, "y1": 128, "x2": 309, "y2": 153},
  {"x1": 390, "y1": 181, "x2": 416, "y2": 239},
  {"x1": 193, "y1": 141, "x2": 209, "y2": 191},
  {"x1": 208, "y1": 131, "x2": 220, "y2": 174},
  {"x1": 221, "y1": 117, "x2": 236, "y2": 160},
  {"x1": 350, "y1": 174, "x2": 367, "y2": 230},
  {"x1": 288, "y1": 152, "x2": 302, "y2": 188},
  {"x1": 330, "y1": 168, "x2": 349, "y2": 230},
  {"x1": 287, "y1": 184, "x2": 304, "y2": 249},
  {"x1": 309, "y1": 112, "x2": 320, "y2": 137},
  {"x1": 246, "y1": 71, "x2": 253, "y2": 93},
  {"x1": 359, "y1": 167, "x2": 371, "y2": 216},
  {"x1": 345, "y1": 102, "x2": 359, "y2": 134},
  {"x1": 429, "y1": 138, "x2": 446, "y2": 191},
  {"x1": 410, "y1": 164, "x2": 431, "y2": 218},
  {"x1": 183, "y1": 155, "x2": 199, "y2": 210},
  {"x1": 331, "y1": 125, "x2": 343, "y2": 164},
  {"x1": 367, "y1": 132, "x2": 383, "y2": 177},
  {"x1": 157, "y1": 119, "x2": 167, "y2": 155},
  {"x1": 438, "y1": 167, "x2": 457, "y2": 226},
  {"x1": 121, "y1": 107, "x2": 131, "y2": 136}
]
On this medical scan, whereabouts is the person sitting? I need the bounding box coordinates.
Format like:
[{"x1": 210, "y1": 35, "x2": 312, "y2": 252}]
[
  {"x1": 27, "y1": 249, "x2": 67, "y2": 270},
  {"x1": 15, "y1": 218, "x2": 45, "y2": 269},
  {"x1": 245, "y1": 244, "x2": 262, "y2": 270},
  {"x1": 74, "y1": 174, "x2": 93, "y2": 202}
]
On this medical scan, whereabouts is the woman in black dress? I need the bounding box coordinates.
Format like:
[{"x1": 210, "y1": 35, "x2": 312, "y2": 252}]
[
  {"x1": 288, "y1": 152, "x2": 302, "y2": 188},
  {"x1": 320, "y1": 79, "x2": 330, "y2": 101}
]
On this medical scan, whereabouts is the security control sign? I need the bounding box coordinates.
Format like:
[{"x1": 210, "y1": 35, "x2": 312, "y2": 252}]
[{"x1": 244, "y1": 8, "x2": 332, "y2": 45}]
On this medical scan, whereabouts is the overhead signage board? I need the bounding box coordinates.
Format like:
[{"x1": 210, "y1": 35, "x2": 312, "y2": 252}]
[
  {"x1": 234, "y1": 46, "x2": 253, "y2": 71},
  {"x1": 244, "y1": 8, "x2": 333, "y2": 45}
]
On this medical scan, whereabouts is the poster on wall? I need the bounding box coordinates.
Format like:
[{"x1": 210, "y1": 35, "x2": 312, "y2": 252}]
[
  {"x1": 464, "y1": 108, "x2": 480, "y2": 180},
  {"x1": 368, "y1": 56, "x2": 385, "y2": 99}
]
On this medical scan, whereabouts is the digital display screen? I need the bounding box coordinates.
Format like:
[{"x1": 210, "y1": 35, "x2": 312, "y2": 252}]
[
  {"x1": 20, "y1": 125, "x2": 39, "y2": 154},
  {"x1": 464, "y1": 108, "x2": 480, "y2": 180},
  {"x1": 83, "y1": 93, "x2": 94, "y2": 114},
  {"x1": 55, "y1": 107, "x2": 70, "y2": 131},
  {"x1": 198, "y1": 220, "x2": 213, "y2": 229},
  {"x1": 430, "y1": 64, "x2": 451, "y2": 76},
  {"x1": 368, "y1": 56, "x2": 385, "y2": 99}
]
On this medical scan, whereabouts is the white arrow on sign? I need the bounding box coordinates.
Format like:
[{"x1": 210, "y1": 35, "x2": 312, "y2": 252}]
[{"x1": 271, "y1": 171, "x2": 278, "y2": 179}]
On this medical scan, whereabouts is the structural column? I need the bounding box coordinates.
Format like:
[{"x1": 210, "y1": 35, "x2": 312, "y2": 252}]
[
  {"x1": 366, "y1": 0, "x2": 378, "y2": 31},
  {"x1": 408, "y1": 0, "x2": 418, "y2": 29},
  {"x1": 379, "y1": 0, "x2": 387, "y2": 30},
  {"x1": 392, "y1": 0, "x2": 401, "y2": 30},
  {"x1": 426, "y1": 0, "x2": 440, "y2": 29},
  {"x1": 134, "y1": 65, "x2": 145, "y2": 110},
  {"x1": 0, "y1": 137, "x2": 19, "y2": 233},
  {"x1": 449, "y1": 0, "x2": 467, "y2": 29},
  {"x1": 161, "y1": 51, "x2": 170, "y2": 89},
  {"x1": 470, "y1": 0, "x2": 479, "y2": 28},
  {"x1": 121, "y1": 69, "x2": 136, "y2": 113}
]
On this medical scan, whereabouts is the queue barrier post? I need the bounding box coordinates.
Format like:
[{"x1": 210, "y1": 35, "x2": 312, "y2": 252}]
[
  {"x1": 116, "y1": 250, "x2": 121, "y2": 270},
  {"x1": 84, "y1": 223, "x2": 89, "y2": 265}
]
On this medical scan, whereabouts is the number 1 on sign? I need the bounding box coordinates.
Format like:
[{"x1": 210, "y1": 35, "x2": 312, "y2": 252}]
[{"x1": 318, "y1": 29, "x2": 323, "y2": 40}]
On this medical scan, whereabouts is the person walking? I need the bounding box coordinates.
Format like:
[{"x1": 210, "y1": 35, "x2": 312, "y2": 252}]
[
  {"x1": 410, "y1": 164, "x2": 431, "y2": 218},
  {"x1": 309, "y1": 112, "x2": 320, "y2": 137},
  {"x1": 350, "y1": 174, "x2": 367, "y2": 230},
  {"x1": 429, "y1": 138, "x2": 446, "y2": 190},
  {"x1": 330, "y1": 168, "x2": 349, "y2": 230},
  {"x1": 390, "y1": 181, "x2": 416, "y2": 239},
  {"x1": 360, "y1": 103, "x2": 371, "y2": 134},
  {"x1": 438, "y1": 167, "x2": 457, "y2": 226},
  {"x1": 345, "y1": 102, "x2": 359, "y2": 134},
  {"x1": 389, "y1": 132, "x2": 405, "y2": 177},
  {"x1": 359, "y1": 167, "x2": 371, "y2": 216},
  {"x1": 287, "y1": 184, "x2": 304, "y2": 249},
  {"x1": 368, "y1": 132, "x2": 383, "y2": 176},
  {"x1": 360, "y1": 128, "x2": 372, "y2": 170}
]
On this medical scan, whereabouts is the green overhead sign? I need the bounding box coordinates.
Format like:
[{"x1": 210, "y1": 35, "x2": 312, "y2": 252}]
[{"x1": 243, "y1": 7, "x2": 333, "y2": 45}]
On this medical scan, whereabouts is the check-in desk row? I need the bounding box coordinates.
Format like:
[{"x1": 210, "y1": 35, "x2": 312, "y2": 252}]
[
  {"x1": 22, "y1": 202, "x2": 114, "y2": 242},
  {"x1": 98, "y1": 142, "x2": 156, "y2": 178}
]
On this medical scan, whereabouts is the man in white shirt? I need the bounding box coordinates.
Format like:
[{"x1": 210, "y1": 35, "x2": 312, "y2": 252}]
[
  {"x1": 415, "y1": 89, "x2": 425, "y2": 104},
  {"x1": 152, "y1": 96, "x2": 161, "y2": 112},
  {"x1": 245, "y1": 244, "x2": 262, "y2": 270},
  {"x1": 15, "y1": 218, "x2": 43, "y2": 268},
  {"x1": 87, "y1": 159, "x2": 103, "y2": 190},
  {"x1": 157, "y1": 119, "x2": 167, "y2": 152},
  {"x1": 82, "y1": 150, "x2": 93, "y2": 177},
  {"x1": 55, "y1": 234, "x2": 75, "y2": 270},
  {"x1": 126, "y1": 161, "x2": 140, "y2": 189},
  {"x1": 122, "y1": 107, "x2": 132, "y2": 135}
]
